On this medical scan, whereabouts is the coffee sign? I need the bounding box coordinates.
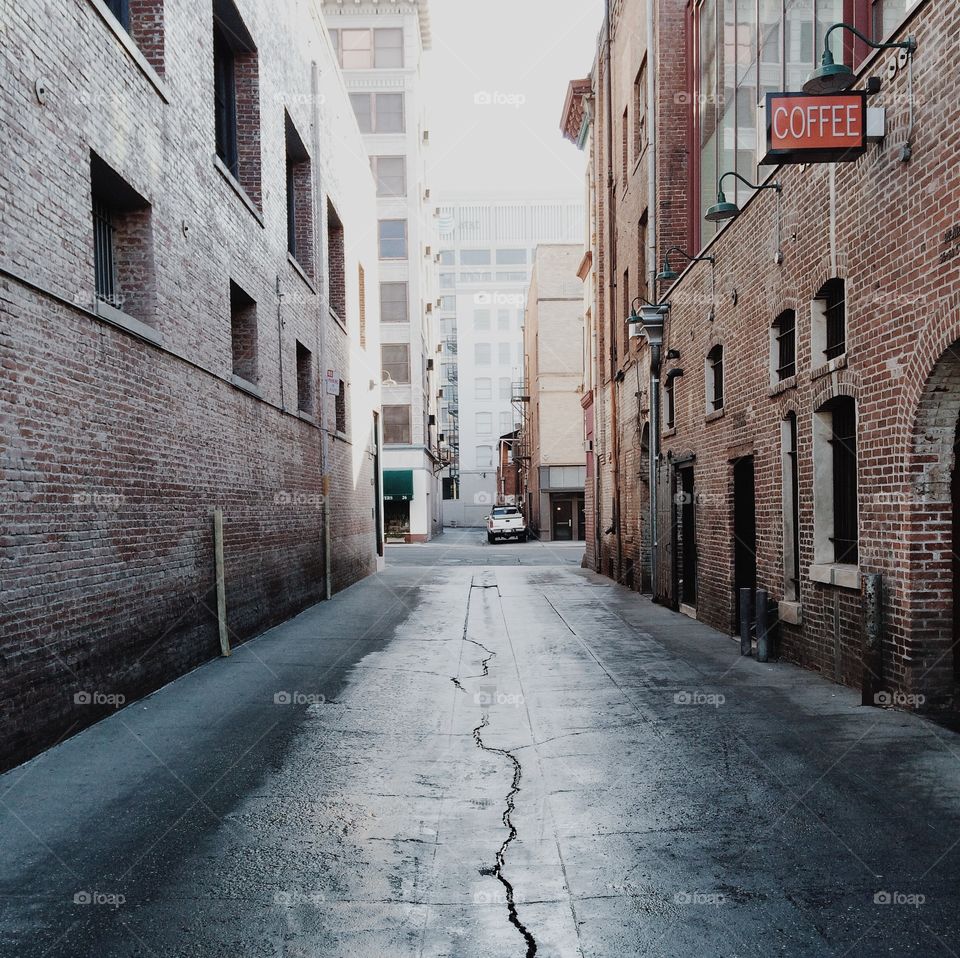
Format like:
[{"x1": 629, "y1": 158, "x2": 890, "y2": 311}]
[{"x1": 762, "y1": 91, "x2": 867, "y2": 164}]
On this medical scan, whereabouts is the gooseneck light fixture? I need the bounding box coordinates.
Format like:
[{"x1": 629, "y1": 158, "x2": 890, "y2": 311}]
[
  {"x1": 705, "y1": 171, "x2": 782, "y2": 223},
  {"x1": 656, "y1": 246, "x2": 715, "y2": 283},
  {"x1": 803, "y1": 22, "x2": 917, "y2": 95}
]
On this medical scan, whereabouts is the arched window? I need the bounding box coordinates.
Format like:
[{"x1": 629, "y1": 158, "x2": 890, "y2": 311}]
[
  {"x1": 706, "y1": 345, "x2": 724, "y2": 412},
  {"x1": 813, "y1": 396, "x2": 858, "y2": 567},
  {"x1": 772, "y1": 310, "x2": 796, "y2": 382},
  {"x1": 812, "y1": 278, "x2": 846, "y2": 363},
  {"x1": 781, "y1": 412, "x2": 800, "y2": 600}
]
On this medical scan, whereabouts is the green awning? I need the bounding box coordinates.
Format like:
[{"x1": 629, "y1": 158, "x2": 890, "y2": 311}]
[{"x1": 383, "y1": 469, "x2": 414, "y2": 501}]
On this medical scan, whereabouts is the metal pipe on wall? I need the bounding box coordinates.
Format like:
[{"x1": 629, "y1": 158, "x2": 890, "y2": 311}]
[{"x1": 646, "y1": 0, "x2": 659, "y2": 596}]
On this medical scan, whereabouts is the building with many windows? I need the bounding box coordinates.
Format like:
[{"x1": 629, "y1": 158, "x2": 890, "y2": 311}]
[
  {"x1": 436, "y1": 198, "x2": 584, "y2": 527},
  {"x1": 1, "y1": 0, "x2": 382, "y2": 770},
  {"x1": 322, "y1": 0, "x2": 441, "y2": 542},
  {"x1": 564, "y1": 0, "x2": 960, "y2": 708}
]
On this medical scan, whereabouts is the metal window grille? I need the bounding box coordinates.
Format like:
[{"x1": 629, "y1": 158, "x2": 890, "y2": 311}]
[
  {"x1": 93, "y1": 200, "x2": 118, "y2": 306},
  {"x1": 213, "y1": 26, "x2": 238, "y2": 175},
  {"x1": 665, "y1": 377, "x2": 675, "y2": 429},
  {"x1": 787, "y1": 413, "x2": 800, "y2": 598},
  {"x1": 286, "y1": 159, "x2": 296, "y2": 258},
  {"x1": 822, "y1": 279, "x2": 846, "y2": 360},
  {"x1": 830, "y1": 398, "x2": 858, "y2": 564},
  {"x1": 709, "y1": 347, "x2": 724, "y2": 410},
  {"x1": 775, "y1": 310, "x2": 796, "y2": 380}
]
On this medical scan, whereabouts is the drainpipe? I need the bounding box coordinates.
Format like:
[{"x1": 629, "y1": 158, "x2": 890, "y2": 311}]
[{"x1": 645, "y1": 0, "x2": 658, "y2": 596}]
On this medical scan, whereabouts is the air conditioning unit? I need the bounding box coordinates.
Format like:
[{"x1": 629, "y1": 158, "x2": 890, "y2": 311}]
[
  {"x1": 423, "y1": 130, "x2": 430, "y2": 143},
  {"x1": 428, "y1": 414, "x2": 436, "y2": 426},
  {"x1": 426, "y1": 358, "x2": 434, "y2": 371},
  {"x1": 424, "y1": 188, "x2": 431, "y2": 199},
  {"x1": 584, "y1": 439, "x2": 594, "y2": 452},
  {"x1": 426, "y1": 302, "x2": 433, "y2": 313},
  {"x1": 425, "y1": 245, "x2": 432, "y2": 257}
]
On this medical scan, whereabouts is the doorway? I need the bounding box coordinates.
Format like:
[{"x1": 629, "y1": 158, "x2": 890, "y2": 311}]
[
  {"x1": 733, "y1": 456, "x2": 757, "y2": 628},
  {"x1": 953, "y1": 415, "x2": 960, "y2": 682},
  {"x1": 673, "y1": 464, "x2": 697, "y2": 609},
  {"x1": 552, "y1": 498, "x2": 574, "y2": 540}
]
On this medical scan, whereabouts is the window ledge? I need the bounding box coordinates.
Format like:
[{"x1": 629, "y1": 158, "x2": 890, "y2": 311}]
[
  {"x1": 87, "y1": 0, "x2": 169, "y2": 103},
  {"x1": 769, "y1": 375, "x2": 797, "y2": 397},
  {"x1": 778, "y1": 600, "x2": 802, "y2": 625},
  {"x1": 213, "y1": 155, "x2": 265, "y2": 227},
  {"x1": 810, "y1": 353, "x2": 847, "y2": 382},
  {"x1": 809, "y1": 563, "x2": 860, "y2": 590},
  {"x1": 663, "y1": 426, "x2": 677, "y2": 438},
  {"x1": 94, "y1": 300, "x2": 164, "y2": 347},
  {"x1": 296, "y1": 410, "x2": 317, "y2": 425},
  {"x1": 329, "y1": 307, "x2": 348, "y2": 333},
  {"x1": 330, "y1": 430, "x2": 351, "y2": 443},
  {"x1": 705, "y1": 407, "x2": 725, "y2": 423},
  {"x1": 231, "y1": 374, "x2": 263, "y2": 400},
  {"x1": 287, "y1": 252, "x2": 316, "y2": 293}
]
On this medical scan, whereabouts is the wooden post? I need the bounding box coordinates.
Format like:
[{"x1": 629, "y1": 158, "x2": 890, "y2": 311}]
[{"x1": 213, "y1": 507, "x2": 230, "y2": 657}]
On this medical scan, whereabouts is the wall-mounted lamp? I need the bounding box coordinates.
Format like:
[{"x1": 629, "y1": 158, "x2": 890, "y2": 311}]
[
  {"x1": 656, "y1": 246, "x2": 715, "y2": 283},
  {"x1": 804, "y1": 22, "x2": 917, "y2": 95},
  {"x1": 627, "y1": 297, "x2": 670, "y2": 347},
  {"x1": 665, "y1": 348, "x2": 681, "y2": 361},
  {"x1": 705, "y1": 171, "x2": 782, "y2": 222}
]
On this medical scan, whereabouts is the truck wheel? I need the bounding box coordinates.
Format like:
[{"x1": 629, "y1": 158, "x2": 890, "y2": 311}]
[
  {"x1": 519, "y1": 532, "x2": 527, "y2": 542},
  {"x1": 487, "y1": 532, "x2": 494, "y2": 544}
]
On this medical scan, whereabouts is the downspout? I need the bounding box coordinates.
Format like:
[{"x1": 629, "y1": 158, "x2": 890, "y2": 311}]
[
  {"x1": 604, "y1": 0, "x2": 623, "y2": 580},
  {"x1": 645, "y1": 0, "x2": 659, "y2": 596}
]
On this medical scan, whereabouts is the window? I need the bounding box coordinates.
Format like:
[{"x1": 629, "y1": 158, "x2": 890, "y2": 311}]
[
  {"x1": 621, "y1": 107, "x2": 629, "y2": 184},
  {"x1": 383, "y1": 405, "x2": 411, "y2": 444},
  {"x1": 474, "y1": 310, "x2": 491, "y2": 332},
  {"x1": 476, "y1": 445, "x2": 493, "y2": 468},
  {"x1": 499, "y1": 377, "x2": 512, "y2": 401},
  {"x1": 781, "y1": 412, "x2": 801, "y2": 600},
  {"x1": 499, "y1": 411, "x2": 512, "y2": 435},
  {"x1": 440, "y1": 295, "x2": 456, "y2": 311},
  {"x1": 380, "y1": 282, "x2": 408, "y2": 322},
  {"x1": 285, "y1": 113, "x2": 313, "y2": 275},
  {"x1": 813, "y1": 396, "x2": 858, "y2": 567},
  {"x1": 440, "y1": 273, "x2": 456, "y2": 289},
  {"x1": 772, "y1": 309, "x2": 796, "y2": 381},
  {"x1": 335, "y1": 380, "x2": 347, "y2": 433},
  {"x1": 229, "y1": 281, "x2": 257, "y2": 383},
  {"x1": 340, "y1": 28, "x2": 372, "y2": 68},
  {"x1": 378, "y1": 219, "x2": 407, "y2": 259},
  {"x1": 358, "y1": 265, "x2": 366, "y2": 347},
  {"x1": 476, "y1": 412, "x2": 493, "y2": 436},
  {"x1": 90, "y1": 152, "x2": 155, "y2": 325},
  {"x1": 296, "y1": 341, "x2": 314, "y2": 415},
  {"x1": 439, "y1": 250, "x2": 455, "y2": 265},
  {"x1": 374, "y1": 28, "x2": 404, "y2": 67},
  {"x1": 327, "y1": 200, "x2": 345, "y2": 321},
  {"x1": 475, "y1": 378, "x2": 492, "y2": 400},
  {"x1": 350, "y1": 92, "x2": 405, "y2": 133},
  {"x1": 461, "y1": 249, "x2": 491, "y2": 266},
  {"x1": 637, "y1": 213, "x2": 648, "y2": 304},
  {"x1": 496, "y1": 249, "x2": 526, "y2": 265},
  {"x1": 622, "y1": 268, "x2": 630, "y2": 356},
  {"x1": 665, "y1": 374, "x2": 676, "y2": 429},
  {"x1": 498, "y1": 342, "x2": 511, "y2": 365},
  {"x1": 103, "y1": 0, "x2": 165, "y2": 73},
  {"x1": 633, "y1": 59, "x2": 647, "y2": 159},
  {"x1": 812, "y1": 278, "x2": 846, "y2": 362},
  {"x1": 371, "y1": 156, "x2": 406, "y2": 196},
  {"x1": 475, "y1": 343, "x2": 491, "y2": 365},
  {"x1": 497, "y1": 310, "x2": 510, "y2": 331},
  {"x1": 213, "y1": 0, "x2": 260, "y2": 205},
  {"x1": 381, "y1": 344, "x2": 410, "y2": 384},
  {"x1": 706, "y1": 345, "x2": 724, "y2": 412},
  {"x1": 695, "y1": 0, "x2": 845, "y2": 240}
]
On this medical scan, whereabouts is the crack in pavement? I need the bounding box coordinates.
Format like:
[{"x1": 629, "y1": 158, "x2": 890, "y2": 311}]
[{"x1": 473, "y1": 714, "x2": 537, "y2": 958}]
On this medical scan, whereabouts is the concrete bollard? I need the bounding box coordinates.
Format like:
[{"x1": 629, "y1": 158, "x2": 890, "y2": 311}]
[
  {"x1": 739, "y1": 588, "x2": 752, "y2": 656},
  {"x1": 756, "y1": 589, "x2": 770, "y2": 663}
]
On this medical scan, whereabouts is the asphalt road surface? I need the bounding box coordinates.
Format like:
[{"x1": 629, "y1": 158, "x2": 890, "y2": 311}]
[{"x1": 2, "y1": 529, "x2": 960, "y2": 956}]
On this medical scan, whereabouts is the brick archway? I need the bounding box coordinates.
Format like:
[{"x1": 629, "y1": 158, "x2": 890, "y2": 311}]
[{"x1": 906, "y1": 341, "x2": 960, "y2": 704}]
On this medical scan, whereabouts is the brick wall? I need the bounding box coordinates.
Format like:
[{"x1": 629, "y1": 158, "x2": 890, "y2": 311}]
[{"x1": 0, "y1": 0, "x2": 381, "y2": 770}]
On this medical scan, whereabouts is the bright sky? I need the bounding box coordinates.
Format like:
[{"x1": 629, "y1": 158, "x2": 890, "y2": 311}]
[{"x1": 424, "y1": 0, "x2": 605, "y2": 200}]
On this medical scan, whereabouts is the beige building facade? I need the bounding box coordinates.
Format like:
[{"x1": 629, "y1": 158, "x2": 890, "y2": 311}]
[{"x1": 521, "y1": 245, "x2": 586, "y2": 541}]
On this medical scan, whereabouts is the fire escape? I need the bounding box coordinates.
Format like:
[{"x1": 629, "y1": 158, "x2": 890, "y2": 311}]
[
  {"x1": 511, "y1": 378, "x2": 531, "y2": 508},
  {"x1": 441, "y1": 340, "x2": 460, "y2": 496}
]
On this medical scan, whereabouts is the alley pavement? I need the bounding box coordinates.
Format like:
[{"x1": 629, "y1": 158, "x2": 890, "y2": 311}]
[{"x1": 2, "y1": 530, "x2": 960, "y2": 957}]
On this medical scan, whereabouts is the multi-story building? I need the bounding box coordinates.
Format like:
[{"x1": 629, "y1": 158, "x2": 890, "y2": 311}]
[
  {"x1": 564, "y1": 0, "x2": 960, "y2": 709},
  {"x1": 521, "y1": 244, "x2": 587, "y2": 541},
  {"x1": 1, "y1": 0, "x2": 381, "y2": 770},
  {"x1": 436, "y1": 198, "x2": 584, "y2": 527},
  {"x1": 322, "y1": 0, "x2": 441, "y2": 542}
]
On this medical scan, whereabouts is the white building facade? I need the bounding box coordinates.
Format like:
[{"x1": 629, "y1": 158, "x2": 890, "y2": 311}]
[
  {"x1": 436, "y1": 198, "x2": 584, "y2": 528},
  {"x1": 322, "y1": 0, "x2": 441, "y2": 542}
]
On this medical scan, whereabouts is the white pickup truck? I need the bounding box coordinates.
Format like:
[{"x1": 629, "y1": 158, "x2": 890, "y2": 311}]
[{"x1": 486, "y1": 506, "x2": 528, "y2": 543}]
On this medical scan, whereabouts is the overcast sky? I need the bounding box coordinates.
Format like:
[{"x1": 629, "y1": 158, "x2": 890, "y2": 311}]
[{"x1": 424, "y1": 0, "x2": 604, "y2": 201}]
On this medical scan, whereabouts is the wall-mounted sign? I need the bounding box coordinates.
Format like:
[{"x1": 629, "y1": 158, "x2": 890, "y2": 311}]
[{"x1": 762, "y1": 91, "x2": 867, "y2": 165}]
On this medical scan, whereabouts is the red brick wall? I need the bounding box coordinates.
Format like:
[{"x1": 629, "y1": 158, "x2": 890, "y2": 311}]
[{"x1": 0, "y1": 0, "x2": 377, "y2": 770}]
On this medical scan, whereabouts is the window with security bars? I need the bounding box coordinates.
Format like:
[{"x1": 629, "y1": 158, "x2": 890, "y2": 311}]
[
  {"x1": 829, "y1": 396, "x2": 858, "y2": 564},
  {"x1": 820, "y1": 278, "x2": 846, "y2": 360},
  {"x1": 285, "y1": 114, "x2": 313, "y2": 275},
  {"x1": 782, "y1": 412, "x2": 801, "y2": 601},
  {"x1": 773, "y1": 309, "x2": 796, "y2": 381},
  {"x1": 93, "y1": 200, "x2": 118, "y2": 307},
  {"x1": 665, "y1": 375, "x2": 676, "y2": 429},
  {"x1": 335, "y1": 381, "x2": 347, "y2": 434}
]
